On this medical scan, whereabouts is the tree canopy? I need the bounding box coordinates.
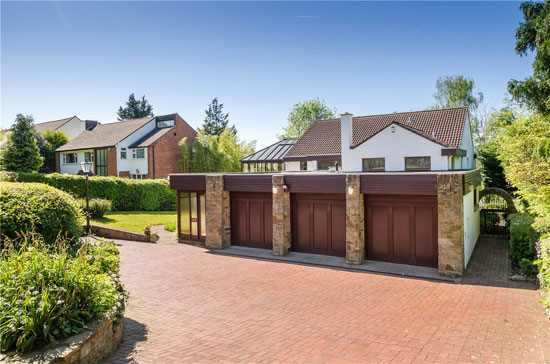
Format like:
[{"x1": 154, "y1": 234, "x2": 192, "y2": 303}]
[
  {"x1": 117, "y1": 93, "x2": 154, "y2": 121},
  {"x1": 179, "y1": 129, "x2": 255, "y2": 173},
  {"x1": 41, "y1": 130, "x2": 69, "y2": 172},
  {"x1": 508, "y1": 1, "x2": 550, "y2": 115},
  {"x1": 432, "y1": 75, "x2": 485, "y2": 142},
  {"x1": 201, "y1": 98, "x2": 236, "y2": 136},
  {"x1": 0, "y1": 114, "x2": 43, "y2": 172},
  {"x1": 279, "y1": 98, "x2": 336, "y2": 139}
]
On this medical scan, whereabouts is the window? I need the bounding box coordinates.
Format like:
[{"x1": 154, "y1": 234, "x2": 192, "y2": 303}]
[
  {"x1": 120, "y1": 148, "x2": 127, "y2": 159},
  {"x1": 317, "y1": 161, "x2": 337, "y2": 170},
  {"x1": 362, "y1": 158, "x2": 385, "y2": 171},
  {"x1": 131, "y1": 174, "x2": 147, "y2": 179},
  {"x1": 156, "y1": 119, "x2": 174, "y2": 128},
  {"x1": 83, "y1": 152, "x2": 93, "y2": 163},
  {"x1": 62, "y1": 153, "x2": 78, "y2": 164},
  {"x1": 132, "y1": 148, "x2": 145, "y2": 159},
  {"x1": 405, "y1": 156, "x2": 431, "y2": 171},
  {"x1": 300, "y1": 161, "x2": 307, "y2": 171}
]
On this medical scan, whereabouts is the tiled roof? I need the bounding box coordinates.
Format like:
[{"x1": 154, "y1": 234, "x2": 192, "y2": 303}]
[
  {"x1": 56, "y1": 116, "x2": 154, "y2": 151},
  {"x1": 240, "y1": 139, "x2": 298, "y2": 163},
  {"x1": 34, "y1": 116, "x2": 76, "y2": 134},
  {"x1": 284, "y1": 107, "x2": 468, "y2": 159},
  {"x1": 129, "y1": 127, "x2": 173, "y2": 148}
]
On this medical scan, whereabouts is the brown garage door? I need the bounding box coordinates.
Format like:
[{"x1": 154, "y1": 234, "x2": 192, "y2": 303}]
[
  {"x1": 291, "y1": 194, "x2": 346, "y2": 257},
  {"x1": 231, "y1": 192, "x2": 273, "y2": 249},
  {"x1": 366, "y1": 195, "x2": 437, "y2": 267}
]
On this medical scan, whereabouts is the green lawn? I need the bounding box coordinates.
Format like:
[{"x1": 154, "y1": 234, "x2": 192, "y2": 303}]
[{"x1": 91, "y1": 211, "x2": 177, "y2": 232}]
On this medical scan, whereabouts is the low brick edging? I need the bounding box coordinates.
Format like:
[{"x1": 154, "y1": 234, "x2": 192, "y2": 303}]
[
  {"x1": 1, "y1": 313, "x2": 123, "y2": 364},
  {"x1": 89, "y1": 225, "x2": 158, "y2": 242}
]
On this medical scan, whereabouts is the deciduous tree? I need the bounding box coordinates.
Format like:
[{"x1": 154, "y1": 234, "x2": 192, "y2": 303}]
[{"x1": 279, "y1": 98, "x2": 336, "y2": 139}]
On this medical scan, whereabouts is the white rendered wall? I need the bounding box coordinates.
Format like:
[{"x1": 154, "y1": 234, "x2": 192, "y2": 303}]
[
  {"x1": 59, "y1": 149, "x2": 94, "y2": 174},
  {"x1": 463, "y1": 188, "x2": 480, "y2": 268},
  {"x1": 459, "y1": 115, "x2": 475, "y2": 170},
  {"x1": 58, "y1": 117, "x2": 86, "y2": 140},
  {"x1": 307, "y1": 160, "x2": 317, "y2": 171},
  {"x1": 341, "y1": 124, "x2": 450, "y2": 172},
  {"x1": 115, "y1": 119, "x2": 157, "y2": 175},
  {"x1": 284, "y1": 161, "x2": 300, "y2": 171}
]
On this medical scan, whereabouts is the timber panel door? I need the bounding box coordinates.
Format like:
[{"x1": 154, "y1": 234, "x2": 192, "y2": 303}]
[
  {"x1": 291, "y1": 194, "x2": 346, "y2": 257},
  {"x1": 366, "y1": 195, "x2": 437, "y2": 267},
  {"x1": 231, "y1": 192, "x2": 272, "y2": 249}
]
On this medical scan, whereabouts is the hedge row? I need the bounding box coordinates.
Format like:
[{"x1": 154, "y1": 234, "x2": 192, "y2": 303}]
[
  {"x1": 509, "y1": 213, "x2": 540, "y2": 276},
  {"x1": 536, "y1": 237, "x2": 550, "y2": 310},
  {"x1": 3, "y1": 172, "x2": 176, "y2": 211}
]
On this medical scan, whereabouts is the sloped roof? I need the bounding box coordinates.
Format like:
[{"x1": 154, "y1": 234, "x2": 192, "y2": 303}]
[
  {"x1": 240, "y1": 139, "x2": 298, "y2": 163},
  {"x1": 34, "y1": 116, "x2": 76, "y2": 134},
  {"x1": 284, "y1": 107, "x2": 468, "y2": 159},
  {"x1": 129, "y1": 127, "x2": 174, "y2": 148},
  {"x1": 56, "y1": 116, "x2": 154, "y2": 151}
]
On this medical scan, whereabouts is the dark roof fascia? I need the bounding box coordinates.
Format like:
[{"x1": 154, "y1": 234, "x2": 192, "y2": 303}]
[
  {"x1": 130, "y1": 126, "x2": 174, "y2": 148},
  {"x1": 56, "y1": 145, "x2": 115, "y2": 153},
  {"x1": 351, "y1": 122, "x2": 452, "y2": 149},
  {"x1": 283, "y1": 154, "x2": 342, "y2": 162},
  {"x1": 441, "y1": 148, "x2": 467, "y2": 157}
]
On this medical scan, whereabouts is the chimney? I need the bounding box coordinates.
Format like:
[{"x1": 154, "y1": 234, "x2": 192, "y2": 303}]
[{"x1": 340, "y1": 112, "x2": 353, "y2": 152}]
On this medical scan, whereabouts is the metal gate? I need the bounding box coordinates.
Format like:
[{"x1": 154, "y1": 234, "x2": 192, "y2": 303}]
[{"x1": 480, "y1": 194, "x2": 510, "y2": 237}]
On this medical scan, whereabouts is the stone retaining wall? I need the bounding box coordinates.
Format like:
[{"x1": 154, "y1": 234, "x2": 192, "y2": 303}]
[
  {"x1": 2, "y1": 314, "x2": 123, "y2": 364},
  {"x1": 90, "y1": 225, "x2": 155, "y2": 242}
]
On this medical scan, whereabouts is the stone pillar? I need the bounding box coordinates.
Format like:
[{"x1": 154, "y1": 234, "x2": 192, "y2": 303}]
[
  {"x1": 437, "y1": 173, "x2": 464, "y2": 276},
  {"x1": 205, "y1": 174, "x2": 231, "y2": 250},
  {"x1": 272, "y1": 175, "x2": 291, "y2": 256},
  {"x1": 345, "y1": 174, "x2": 365, "y2": 264}
]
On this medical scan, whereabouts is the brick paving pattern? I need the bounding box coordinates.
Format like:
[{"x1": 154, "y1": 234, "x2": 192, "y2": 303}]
[{"x1": 106, "y1": 237, "x2": 549, "y2": 363}]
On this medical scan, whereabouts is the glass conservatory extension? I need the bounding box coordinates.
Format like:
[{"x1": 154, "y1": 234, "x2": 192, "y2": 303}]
[{"x1": 240, "y1": 138, "x2": 297, "y2": 172}]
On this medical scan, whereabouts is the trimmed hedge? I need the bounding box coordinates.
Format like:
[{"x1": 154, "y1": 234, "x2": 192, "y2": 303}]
[
  {"x1": 0, "y1": 182, "x2": 83, "y2": 245},
  {"x1": 13, "y1": 172, "x2": 176, "y2": 211}
]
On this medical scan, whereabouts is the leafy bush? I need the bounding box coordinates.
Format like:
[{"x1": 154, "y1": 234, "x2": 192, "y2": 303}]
[
  {"x1": 0, "y1": 235, "x2": 123, "y2": 353},
  {"x1": 0, "y1": 171, "x2": 18, "y2": 182},
  {"x1": 0, "y1": 182, "x2": 83, "y2": 245},
  {"x1": 164, "y1": 223, "x2": 176, "y2": 232},
  {"x1": 14, "y1": 172, "x2": 176, "y2": 211},
  {"x1": 509, "y1": 213, "x2": 540, "y2": 276},
  {"x1": 535, "y1": 236, "x2": 550, "y2": 308},
  {"x1": 89, "y1": 199, "x2": 112, "y2": 218}
]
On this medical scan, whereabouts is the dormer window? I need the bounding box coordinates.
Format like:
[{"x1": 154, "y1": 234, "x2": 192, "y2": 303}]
[{"x1": 156, "y1": 118, "x2": 174, "y2": 128}]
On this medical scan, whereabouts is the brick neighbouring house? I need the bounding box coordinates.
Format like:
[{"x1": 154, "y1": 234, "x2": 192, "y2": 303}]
[
  {"x1": 55, "y1": 113, "x2": 196, "y2": 179},
  {"x1": 169, "y1": 107, "x2": 481, "y2": 277}
]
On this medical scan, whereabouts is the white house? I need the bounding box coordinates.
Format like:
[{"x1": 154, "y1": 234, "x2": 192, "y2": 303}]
[
  {"x1": 55, "y1": 113, "x2": 197, "y2": 179},
  {"x1": 34, "y1": 116, "x2": 91, "y2": 140},
  {"x1": 283, "y1": 107, "x2": 474, "y2": 173}
]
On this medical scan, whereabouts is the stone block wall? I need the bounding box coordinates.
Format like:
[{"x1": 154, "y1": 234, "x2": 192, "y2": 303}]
[
  {"x1": 272, "y1": 175, "x2": 291, "y2": 256},
  {"x1": 345, "y1": 174, "x2": 365, "y2": 264},
  {"x1": 437, "y1": 173, "x2": 465, "y2": 276},
  {"x1": 205, "y1": 175, "x2": 230, "y2": 249}
]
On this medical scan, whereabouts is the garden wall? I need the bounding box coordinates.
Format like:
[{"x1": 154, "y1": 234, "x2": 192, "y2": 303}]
[{"x1": 2, "y1": 314, "x2": 123, "y2": 364}]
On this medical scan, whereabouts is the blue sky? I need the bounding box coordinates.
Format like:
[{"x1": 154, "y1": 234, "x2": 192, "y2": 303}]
[{"x1": 1, "y1": 1, "x2": 532, "y2": 148}]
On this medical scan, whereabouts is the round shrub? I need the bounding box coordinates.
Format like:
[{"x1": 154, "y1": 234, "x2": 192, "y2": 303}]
[
  {"x1": 89, "y1": 198, "x2": 112, "y2": 218},
  {"x1": 0, "y1": 182, "x2": 83, "y2": 244}
]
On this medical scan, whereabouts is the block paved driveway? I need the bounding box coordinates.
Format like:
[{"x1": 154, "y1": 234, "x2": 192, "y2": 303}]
[{"x1": 106, "y1": 238, "x2": 549, "y2": 363}]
